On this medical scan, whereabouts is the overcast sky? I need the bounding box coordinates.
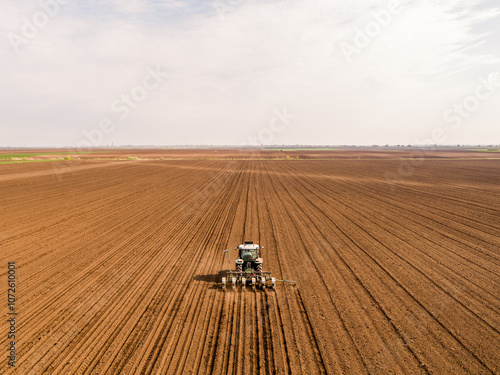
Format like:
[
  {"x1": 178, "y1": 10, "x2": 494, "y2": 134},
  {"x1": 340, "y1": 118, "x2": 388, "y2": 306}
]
[{"x1": 1, "y1": 0, "x2": 499, "y2": 147}]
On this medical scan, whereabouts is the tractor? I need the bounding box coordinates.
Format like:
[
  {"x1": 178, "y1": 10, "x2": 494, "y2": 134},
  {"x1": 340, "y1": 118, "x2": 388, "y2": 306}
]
[{"x1": 222, "y1": 241, "x2": 275, "y2": 291}]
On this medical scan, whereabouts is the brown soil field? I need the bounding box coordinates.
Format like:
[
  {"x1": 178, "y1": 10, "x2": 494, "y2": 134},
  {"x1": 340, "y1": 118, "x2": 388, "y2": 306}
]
[{"x1": 1, "y1": 149, "x2": 499, "y2": 374}]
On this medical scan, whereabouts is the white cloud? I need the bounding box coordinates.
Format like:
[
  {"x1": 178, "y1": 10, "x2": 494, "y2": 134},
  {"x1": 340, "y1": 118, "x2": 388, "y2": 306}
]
[{"x1": 0, "y1": 0, "x2": 498, "y2": 146}]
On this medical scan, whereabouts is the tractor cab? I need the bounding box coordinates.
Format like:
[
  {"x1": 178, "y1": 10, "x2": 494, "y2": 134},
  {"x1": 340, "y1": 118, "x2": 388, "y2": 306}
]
[
  {"x1": 238, "y1": 241, "x2": 259, "y2": 261},
  {"x1": 235, "y1": 241, "x2": 263, "y2": 273}
]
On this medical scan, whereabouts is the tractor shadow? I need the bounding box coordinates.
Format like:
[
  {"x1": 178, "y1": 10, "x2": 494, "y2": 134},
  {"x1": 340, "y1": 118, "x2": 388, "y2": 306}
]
[{"x1": 194, "y1": 270, "x2": 227, "y2": 290}]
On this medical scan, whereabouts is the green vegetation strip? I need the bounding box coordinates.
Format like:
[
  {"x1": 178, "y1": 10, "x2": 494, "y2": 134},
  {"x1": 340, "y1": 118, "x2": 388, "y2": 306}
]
[
  {"x1": 0, "y1": 151, "x2": 104, "y2": 160},
  {"x1": 266, "y1": 148, "x2": 340, "y2": 151}
]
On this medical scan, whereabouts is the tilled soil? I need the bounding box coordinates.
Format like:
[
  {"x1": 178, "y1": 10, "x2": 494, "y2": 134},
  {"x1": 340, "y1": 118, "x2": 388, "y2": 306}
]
[{"x1": 1, "y1": 152, "x2": 499, "y2": 374}]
